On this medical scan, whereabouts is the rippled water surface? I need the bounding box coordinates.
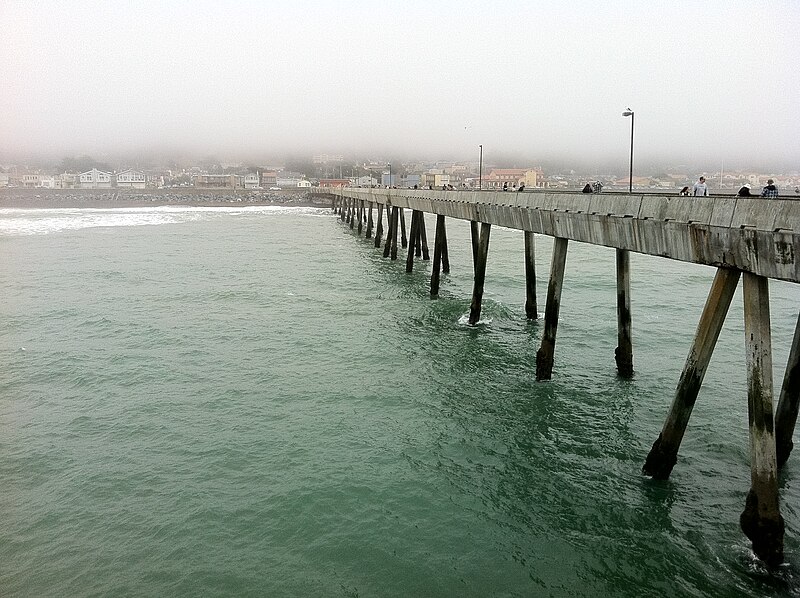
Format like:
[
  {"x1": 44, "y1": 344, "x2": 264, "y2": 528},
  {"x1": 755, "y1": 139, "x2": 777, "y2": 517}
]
[{"x1": 2, "y1": 204, "x2": 800, "y2": 597}]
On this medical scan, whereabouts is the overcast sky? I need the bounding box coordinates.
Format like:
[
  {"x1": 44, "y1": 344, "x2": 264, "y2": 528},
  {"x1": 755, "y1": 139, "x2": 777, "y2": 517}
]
[{"x1": 1, "y1": 0, "x2": 798, "y2": 170}]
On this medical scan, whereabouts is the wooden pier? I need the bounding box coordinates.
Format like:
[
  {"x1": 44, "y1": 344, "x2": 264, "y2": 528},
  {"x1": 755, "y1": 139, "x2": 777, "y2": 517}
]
[{"x1": 318, "y1": 186, "x2": 800, "y2": 567}]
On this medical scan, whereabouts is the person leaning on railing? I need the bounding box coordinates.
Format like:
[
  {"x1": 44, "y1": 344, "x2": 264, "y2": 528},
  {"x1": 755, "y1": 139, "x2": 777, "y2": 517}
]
[{"x1": 761, "y1": 179, "x2": 779, "y2": 198}]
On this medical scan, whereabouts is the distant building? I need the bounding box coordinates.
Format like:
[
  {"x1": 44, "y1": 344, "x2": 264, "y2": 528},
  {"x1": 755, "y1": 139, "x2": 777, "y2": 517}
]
[
  {"x1": 276, "y1": 176, "x2": 310, "y2": 188},
  {"x1": 80, "y1": 168, "x2": 112, "y2": 189},
  {"x1": 243, "y1": 173, "x2": 260, "y2": 189},
  {"x1": 39, "y1": 175, "x2": 56, "y2": 189},
  {"x1": 22, "y1": 174, "x2": 41, "y2": 188},
  {"x1": 319, "y1": 179, "x2": 350, "y2": 188},
  {"x1": 260, "y1": 171, "x2": 278, "y2": 187},
  {"x1": 483, "y1": 169, "x2": 541, "y2": 190},
  {"x1": 0, "y1": 173, "x2": 9, "y2": 187},
  {"x1": 193, "y1": 174, "x2": 237, "y2": 188},
  {"x1": 116, "y1": 168, "x2": 147, "y2": 189}
]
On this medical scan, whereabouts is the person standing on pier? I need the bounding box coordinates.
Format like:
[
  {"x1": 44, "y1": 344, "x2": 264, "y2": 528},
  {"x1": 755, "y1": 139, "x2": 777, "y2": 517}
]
[
  {"x1": 761, "y1": 179, "x2": 779, "y2": 198},
  {"x1": 692, "y1": 176, "x2": 709, "y2": 196}
]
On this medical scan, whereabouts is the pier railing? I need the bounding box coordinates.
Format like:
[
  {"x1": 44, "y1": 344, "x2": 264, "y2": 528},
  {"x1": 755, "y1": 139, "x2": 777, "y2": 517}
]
[{"x1": 313, "y1": 187, "x2": 800, "y2": 283}]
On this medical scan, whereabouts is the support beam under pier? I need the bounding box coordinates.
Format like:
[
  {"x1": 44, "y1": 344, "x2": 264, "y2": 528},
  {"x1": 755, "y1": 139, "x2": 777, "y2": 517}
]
[
  {"x1": 643, "y1": 267, "x2": 740, "y2": 479},
  {"x1": 536, "y1": 237, "x2": 568, "y2": 380},
  {"x1": 615, "y1": 248, "x2": 634, "y2": 377},
  {"x1": 431, "y1": 215, "x2": 446, "y2": 297},
  {"x1": 375, "y1": 203, "x2": 384, "y2": 248},
  {"x1": 468, "y1": 223, "x2": 492, "y2": 325},
  {"x1": 524, "y1": 231, "x2": 538, "y2": 320},
  {"x1": 775, "y1": 312, "x2": 800, "y2": 468},
  {"x1": 740, "y1": 272, "x2": 784, "y2": 567}
]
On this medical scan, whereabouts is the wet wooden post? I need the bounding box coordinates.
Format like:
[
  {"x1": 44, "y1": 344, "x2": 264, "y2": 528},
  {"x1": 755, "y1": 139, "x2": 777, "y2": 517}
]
[
  {"x1": 350, "y1": 199, "x2": 355, "y2": 229},
  {"x1": 340, "y1": 197, "x2": 347, "y2": 222},
  {"x1": 470, "y1": 221, "x2": 480, "y2": 269},
  {"x1": 419, "y1": 213, "x2": 429, "y2": 260},
  {"x1": 615, "y1": 248, "x2": 634, "y2": 377},
  {"x1": 430, "y1": 214, "x2": 445, "y2": 296},
  {"x1": 366, "y1": 201, "x2": 374, "y2": 239},
  {"x1": 468, "y1": 223, "x2": 492, "y2": 325},
  {"x1": 406, "y1": 210, "x2": 420, "y2": 273},
  {"x1": 643, "y1": 267, "x2": 740, "y2": 479},
  {"x1": 390, "y1": 206, "x2": 399, "y2": 260},
  {"x1": 400, "y1": 208, "x2": 408, "y2": 248},
  {"x1": 535, "y1": 237, "x2": 569, "y2": 381},
  {"x1": 775, "y1": 313, "x2": 800, "y2": 467},
  {"x1": 740, "y1": 272, "x2": 784, "y2": 567},
  {"x1": 524, "y1": 231, "x2": 538, "y2": 320},
  {"x1": 374, "y1": 203, "x2": 384, "y2": 248},
  {"x1": 414, "y1": 211, "x2": 422, "y2": 258},
  {"x1": 357, "y1": 200, "x2": 363, "y2": 235},
  {"x1": 383, "y1": 206, "x2": 394, "y2": 258}
]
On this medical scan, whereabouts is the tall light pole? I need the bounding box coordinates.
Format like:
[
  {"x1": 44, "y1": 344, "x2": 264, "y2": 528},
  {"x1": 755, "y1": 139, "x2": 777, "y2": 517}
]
[
  {"x1": 479, "y1": 144, "x2": 483, "y2": 190},
  {"x1": 388, "y1": 163, "x2": 391, "y2": 187},
  {"x1": 622, "y1": 108, "x2": 634, "y2": 193}
]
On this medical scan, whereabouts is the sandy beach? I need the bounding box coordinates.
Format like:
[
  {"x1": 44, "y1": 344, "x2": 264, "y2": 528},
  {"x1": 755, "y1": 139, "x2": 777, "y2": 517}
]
[{"x1": 0, "y1": 188, "x2": 332, "y2": 209}]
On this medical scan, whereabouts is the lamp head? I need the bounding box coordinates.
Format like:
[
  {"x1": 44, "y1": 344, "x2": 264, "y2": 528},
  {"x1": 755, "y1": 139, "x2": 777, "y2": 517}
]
[{"x1": 622, "y1": 110, "x2": 634, "y2": 117}]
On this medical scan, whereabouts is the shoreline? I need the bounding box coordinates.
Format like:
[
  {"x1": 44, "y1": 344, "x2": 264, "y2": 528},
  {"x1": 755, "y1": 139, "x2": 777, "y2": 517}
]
[{"x1": 0, "y1": 188, "x2": 332, "y2": 210}]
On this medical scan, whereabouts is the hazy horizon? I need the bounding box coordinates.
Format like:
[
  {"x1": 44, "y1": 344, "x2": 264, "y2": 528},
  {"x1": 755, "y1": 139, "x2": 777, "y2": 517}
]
[{"x1": 2, "y1": 1, "x2": 798, "y2": 172}]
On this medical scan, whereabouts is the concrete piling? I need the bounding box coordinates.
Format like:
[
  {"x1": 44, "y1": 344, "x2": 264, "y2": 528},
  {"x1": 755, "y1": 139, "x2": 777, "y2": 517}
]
[
  {"x1": 375, "y1": 203, "x2": 384, "y2": 248},
  {"x1": 406, "y1": 210, "x2": 420, "y2": 273},
  {"x1": 431, "y1": 214, "x2": 445, "y2": 297},
  {"x1": 468, "y1": 223, "x2": 492, "y2": 325},
  {"x1": 366, "y1": 201, "x2": 374, "y2": 239},
  {"x1": 740, "y1": 272, "x2": 784, "y2": 567},
  {"x1": 536, "y1": 237, "x2": 569, "y2": 381},
  {"x1": 775, "y1": 313, "x2": 800, "y2": 467},
  {"x1": 643, "y1": 267, "x2": 740, "y2": 479},
  {"x1": 615, "y1": 248, "x2": 634, "y2": 377},
  {"x1": 524, "y1": 231, "x2": 538, "y2": 320}
]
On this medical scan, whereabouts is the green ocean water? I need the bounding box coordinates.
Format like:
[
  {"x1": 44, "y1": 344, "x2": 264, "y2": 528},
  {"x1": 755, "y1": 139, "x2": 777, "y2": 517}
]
[{"x1": 1, "y1": 203, "x2": 800, "y2": 597}]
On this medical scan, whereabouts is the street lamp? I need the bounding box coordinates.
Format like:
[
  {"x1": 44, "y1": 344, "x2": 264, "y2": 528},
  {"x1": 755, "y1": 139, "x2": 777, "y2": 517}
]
[
  {"x1": 387, "y1": 163, "x2": 391, "y2": 188},
  {"x1": 622, "y1": 108, "x2": 634, "y2": 193},
  {"x1": 479, "y1": 144, "x2": 483, "y2": 190}
]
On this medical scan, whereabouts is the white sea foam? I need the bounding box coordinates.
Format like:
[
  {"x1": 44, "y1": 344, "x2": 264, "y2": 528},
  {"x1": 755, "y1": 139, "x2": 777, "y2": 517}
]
[{"x1": 0, "y1": 205, "x2": 328, "y2": 236}]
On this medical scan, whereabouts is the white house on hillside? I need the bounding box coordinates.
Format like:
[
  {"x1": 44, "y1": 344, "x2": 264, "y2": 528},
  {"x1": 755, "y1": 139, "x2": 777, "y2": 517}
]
[
  {"x1": 116, "y1": 169, "x2": 146, "y2": 189},
  {"x1": 80, "y1": 168, "x2": 112, "y2": 188}
]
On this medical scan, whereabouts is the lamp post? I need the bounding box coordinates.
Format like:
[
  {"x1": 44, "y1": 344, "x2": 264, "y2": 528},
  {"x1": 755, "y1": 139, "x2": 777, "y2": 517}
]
[
  {"x1": 479, "y1": 144, "x2": 483, "y2": 190},
  {"x1": 622, "y1": 108, "x2": 634, "y2": 193},
  {"x1": 387, "y1": 163, "x2": 391, "y2": 188}
]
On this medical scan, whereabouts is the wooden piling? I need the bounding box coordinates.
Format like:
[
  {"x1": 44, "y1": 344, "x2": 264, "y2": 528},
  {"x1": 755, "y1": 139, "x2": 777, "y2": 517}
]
[
  {"x1": 775, "y1": 313, "x2": 800, "y2": 467},
  {"x1": 357, "y1": 200, "x2": 363, "y2": 235},
  {"x1": 642, "y1": 267, "x2": 740, "y2": 479},
  {"x1": 406, "y1": 210, "x2": 420, "y2": 273},
  {"x1": 431, "y1": 214, "x2": 445, "y2": 297},
  {"x1": 615, "y1": 248, "x2": 634, "y2": 377},
  {"x1": 400, "y1": 208, "x2": 408, "y2": 249},
  {"x1": 535, "y1": 237, "x2": 569, "y2": 381},
  {"x1": 740, "y1": 272, "x2": 784, "y2": 567},
  {"x1": 468, "y1": 223, "x2": 492, "y2": 325},
  {"x1": 524, "y1": 231, "x2": 538, "y2": 320},
  {"x1": 375, "y1": 203, "x2": 384, "y2": 248},
  {"x1": 340, "y1": 197, "x2": 347, "y2": 222},
  {"x1": 366, "y1": 201, "x2": 374, "y2": 239}
]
